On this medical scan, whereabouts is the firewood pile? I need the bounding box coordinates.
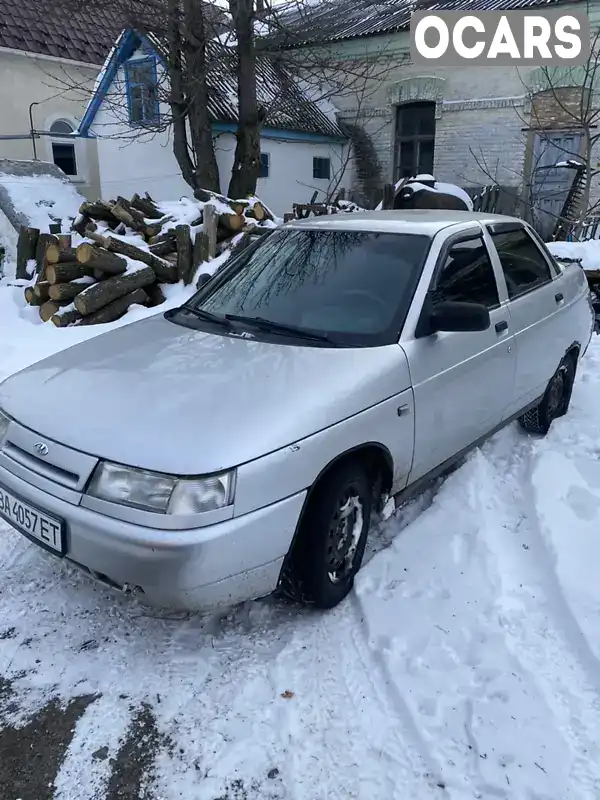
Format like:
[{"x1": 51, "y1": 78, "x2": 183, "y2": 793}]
[
  {"x1": 20, "y1": 190, "x2": 276, "y2": 327},
  {"x1": 284, "y1": 196, "x2": 364, "y2": 222}
]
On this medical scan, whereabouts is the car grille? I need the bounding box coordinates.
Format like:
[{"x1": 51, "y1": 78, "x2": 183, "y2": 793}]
[{"x1": 0, "y1": 420, "x2": 99, "y2": 501}]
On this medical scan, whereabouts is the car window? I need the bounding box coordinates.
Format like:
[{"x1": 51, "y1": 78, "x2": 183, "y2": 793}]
[
  {"x1": 181, "y1": 228, "x2": 432, "y2": 347},
  {"x1": 488, "y1": 227, "x2": 552, "y2": 299},
  {"x1": 431, "y1": 237, "x2": 500, "y2": 309}
]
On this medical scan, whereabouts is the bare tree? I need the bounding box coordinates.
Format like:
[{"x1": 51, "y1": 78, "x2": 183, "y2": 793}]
[{"x1": 45, "y1": 0, "x2": 396, "y2": 202}]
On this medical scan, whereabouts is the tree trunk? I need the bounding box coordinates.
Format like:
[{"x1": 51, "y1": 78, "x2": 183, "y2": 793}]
[
  {"x1": 16, "y1": 226, "x2": 40, "y2": 279},
  {"x1": 167, "y1": 0, "x2": 220, "y2": 197},
  {"x1": 46, "y1": 263, "x2": 94, "y2": 284},
  {"x1": 228, "y1": 0, "x2": 261, "y2": 200},
  {"x1": 100, "y1": 235, "x2": 179, "y2": 283},
  {"x1": 175, "y1": 225, "x2": 193, "y2": 284},
  {"x1": 78, "y1": 288, "x2": 149, "y2": 326},
  {"x1": 76, "y1": 243, "x2": 128, "y2": 275},
  {"x1": 74, "y1": 266, "x2": 155, "y2": 315}
]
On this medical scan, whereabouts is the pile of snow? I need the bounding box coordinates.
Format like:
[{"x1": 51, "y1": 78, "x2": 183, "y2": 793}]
[
  {"x1": 547, "y1": 239, "x2": 600, "y2": 272},
  {"x1": 0, "y1": 279, "x2": 599, "y2": 796},
  {"x1": 1, "y1": 174, "x2": 83, "y2": 233},
  {"x1": 375, "y1": 175, "x2": 474, "y2": 212}
]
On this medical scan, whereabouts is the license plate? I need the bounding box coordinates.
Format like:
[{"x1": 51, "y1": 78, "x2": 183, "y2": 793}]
[{"x1": 0, "y1": 485, "x2": 65, "y2": 555}]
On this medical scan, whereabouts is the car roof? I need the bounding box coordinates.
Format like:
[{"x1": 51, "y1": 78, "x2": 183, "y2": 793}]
[{"x1": 284, "y1": 209, "x2": 522, "y2": 237}]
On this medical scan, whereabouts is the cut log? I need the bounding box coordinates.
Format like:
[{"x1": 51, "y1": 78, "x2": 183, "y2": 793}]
[
  {"x1": 24, "y1": 286, "x2": 40, "y2": 305},
  {"x1": 111, "y1": 198, "x2": 147, "y2": 232},
  {"x1": 218, "y1": 213, "x2": 244, "y2": 234},
  {"x1": 144, "y1": 282, "x2": 166, "y2": 308},
  {"x1": 175, "y1": 225, "x2": 193, "y2": 284},
  {"x1": 76, "y1": 243, "x2": 127, "y2": 275},
  {"x1": 246, "y1": 203, "x2": 265, "y2": 222},
  {"x1": 46, "y1": 244, "x2": 78, "y2": 264},
  {"x1": 40, "y1": 300, "x2": 66, "y2": 323},
  {"x1": 33, "y1": 281, "x2": 51, "y2": 302},
  {"x1": 34, "y1": 233, "x2": 58, "y2": 282},
  {"x1": 78, "y1": 288, "x2": 149, "y2": 326},
  {"x1": 231, "y1": 201, "x2": 249, "y2": 215},
  {"x1": 193, "y1": 233, "x2": 210, "y2": 271},
  {"x1": 74, "y1": 265, "x2": 155, "y2": 315},
  {"x1": 50, "y1": 305, "x2": 83, "y2": 327},
  {"x1": 242, "y1": 224, "x2": 273, "y2": 236},
  {"x1": 46, "y1": 263, "x2": 94, "y2": 284},
  {"x1": 79, "y1": 200, "x2": 119, "y2": 226},
  {"x1": 203, "y1": 204, "x2": 218, "y2": 259},
  {"x1": 72, "y1": 213, "x2": 91, "y2": 236},
  {"x1": 100, "y1": 235, "x2": 179, "y2": 283},
  {"x1": 16, "y1": 226, "x2": 40, "y2": 279},
  {"x1": 148, "y1": 237, "x2": 176, "y2": 257},
  {"x1": 130, "y1": 193, "x2": 163, "y2": 219},
  {"x1": 48, "y1": 278, "x2": 94, "y2": 302},
  {"x1": 57, "y1": 234, "x2": 72, "y2": 250},
  {"x1": 196, "y1": 272, "x2": 212, "y2": 289},
  {"x1": 146, "y1": 218, "x2": 173, "y2": 239}
]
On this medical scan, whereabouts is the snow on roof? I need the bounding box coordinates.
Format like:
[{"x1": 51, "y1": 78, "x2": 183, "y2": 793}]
[{"x1": 0, "y1": 160, "x2": 85, "y2": 234}]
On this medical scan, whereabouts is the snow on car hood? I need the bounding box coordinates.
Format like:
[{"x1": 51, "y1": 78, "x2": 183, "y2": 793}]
[{"x1": 0, "y1": 315, "x2": 410, "y2": 475}]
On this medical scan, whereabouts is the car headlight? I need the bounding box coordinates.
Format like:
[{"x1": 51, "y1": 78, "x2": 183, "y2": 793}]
[
  {"x1": 0, "y1": 410, "x2": 10, "y2": 445},
  {"x1": 87, "y1": 461, "x2": 235, "y2": 514}
]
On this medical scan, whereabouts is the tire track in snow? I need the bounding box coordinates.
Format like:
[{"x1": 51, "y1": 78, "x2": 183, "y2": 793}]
[
  {"x1": 475, "y1": 434, "x2": 600, "y2": 796},
  {"x1": 270, "y1": 601, "x2": 442, "y2": 800}
]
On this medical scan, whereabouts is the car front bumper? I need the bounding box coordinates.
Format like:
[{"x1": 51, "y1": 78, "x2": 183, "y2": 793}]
[{"x1": 0, "y1": 463, "x2": 306, "y2": 610}]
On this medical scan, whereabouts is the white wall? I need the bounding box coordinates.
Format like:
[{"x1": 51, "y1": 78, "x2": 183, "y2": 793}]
[
  {"x1": 0, "y1": 50, "x2": 101, "y2": 199},
  {"x1": 92, "y1": 50, "x2": 348, "y2": 215}
]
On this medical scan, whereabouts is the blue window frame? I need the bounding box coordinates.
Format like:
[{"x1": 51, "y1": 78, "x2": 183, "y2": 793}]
[
  {"x1": 313, "y1": 157, "x2": 331, "y2": 180},
  {"x1": 124, "y1": 57, "x2": 159, "y2": 126},
  {"x1": 259, "y1": 152, "x2": 269, "y2": 178}
]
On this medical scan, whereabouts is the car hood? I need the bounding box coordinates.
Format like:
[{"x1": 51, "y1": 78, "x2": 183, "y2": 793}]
[{"x1": 0, "y1": 315, "x2": 410, "y2": 474}]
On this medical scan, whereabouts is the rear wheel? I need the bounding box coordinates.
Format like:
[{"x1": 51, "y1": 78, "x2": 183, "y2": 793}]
[
  {"x1": 288, "y1": 460, "x2": 373, "y2": 609},
  {"x1": 518, "y1": 353, "x2": 577, "y2": 435}
]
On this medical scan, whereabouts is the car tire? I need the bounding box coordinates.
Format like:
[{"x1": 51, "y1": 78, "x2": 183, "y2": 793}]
[
  {"x1": 289, "y1": 459, "x2": 373, "y2": 609},
  {"x1": 518, "y1": 353, "x2": 577, "y2": 436}
]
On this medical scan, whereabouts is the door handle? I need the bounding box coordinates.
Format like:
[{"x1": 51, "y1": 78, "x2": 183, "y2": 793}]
[
  {"x1": 495, "y1": 320, "x2": 508, "y2": 333},
  {"x1": 555, "y1": 292, "x2": 564, "y2": 303}
]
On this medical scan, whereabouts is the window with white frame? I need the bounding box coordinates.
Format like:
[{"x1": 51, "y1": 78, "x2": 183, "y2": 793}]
[
  {"x1": 50, "y1": 120, "x2": 77, "y2": 176},
  {"x1": 259, "y1": 152, "x2": 270, "y2": 178},
  {"x1": 125, "y1": 58, "x2": 159, "y2": 125}
]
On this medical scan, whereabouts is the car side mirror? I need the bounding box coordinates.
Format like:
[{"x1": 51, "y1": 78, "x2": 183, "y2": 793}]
[{"x1": 430, "y1": 301, "x2": 491, "y2": 333}]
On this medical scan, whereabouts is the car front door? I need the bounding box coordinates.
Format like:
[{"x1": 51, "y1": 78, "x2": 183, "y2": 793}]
[
  {"x1": 484, "y1": 222, "x2": 567, "y2": 417},
  {"x1": 402, "y1": 228, "x2": 516, "y2": 483}
]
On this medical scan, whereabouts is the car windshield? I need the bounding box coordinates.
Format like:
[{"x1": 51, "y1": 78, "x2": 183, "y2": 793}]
[{"x1": 183, "y1": 228, "x2": 431, "y2": 347}]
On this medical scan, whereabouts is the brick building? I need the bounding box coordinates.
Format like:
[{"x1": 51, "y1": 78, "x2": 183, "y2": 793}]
[{"x1": 281, "y1": 0, "x2": 598, "y2": 221}]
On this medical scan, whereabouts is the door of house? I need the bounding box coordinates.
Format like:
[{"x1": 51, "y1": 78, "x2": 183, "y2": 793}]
[{"x1": 530, "y1": 130, "x2": 583, "y2": 238}]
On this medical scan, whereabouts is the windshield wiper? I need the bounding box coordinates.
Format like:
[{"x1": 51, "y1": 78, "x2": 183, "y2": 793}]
[
  {"x1": 178, "y1": 306, "x2": 233, "y2": 329},
  {"x1": 224, "y1": 314, "x2": 335, "y2": 343}
]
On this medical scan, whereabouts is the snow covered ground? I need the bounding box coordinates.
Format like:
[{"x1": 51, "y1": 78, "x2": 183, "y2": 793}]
[{"x1": 1, "y1": 268, "x2": 600, "y2": 798}]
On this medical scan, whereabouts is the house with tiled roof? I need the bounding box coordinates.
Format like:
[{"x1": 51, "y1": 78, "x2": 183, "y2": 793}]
[
  {"x1": 0, "y1": 0, "x2": 138, "y2": 198},
  {"x1": 77, "y1": 28, "x2": 348, "y2": 214}
]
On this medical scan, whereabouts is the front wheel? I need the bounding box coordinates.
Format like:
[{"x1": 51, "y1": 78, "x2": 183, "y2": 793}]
[
  {"x1": 289, "y1": 460, "x2": 373, "y2": 609},
  {"x1": 518, "y1": 354, "x2": 576, "y2": 435}
]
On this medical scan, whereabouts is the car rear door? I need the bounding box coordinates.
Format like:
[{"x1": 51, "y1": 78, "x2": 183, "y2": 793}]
[
  {"x1": 484, "y1": 221, "x2": 568, "y2": 418},
  {"x1": 401, "y1": 227, "x2": 516, "y2": 484}
]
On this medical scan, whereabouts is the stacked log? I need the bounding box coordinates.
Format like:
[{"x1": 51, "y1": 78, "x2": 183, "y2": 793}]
[{"x1": 21, "y1": 189, "x2": 276, "y2": 327}]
